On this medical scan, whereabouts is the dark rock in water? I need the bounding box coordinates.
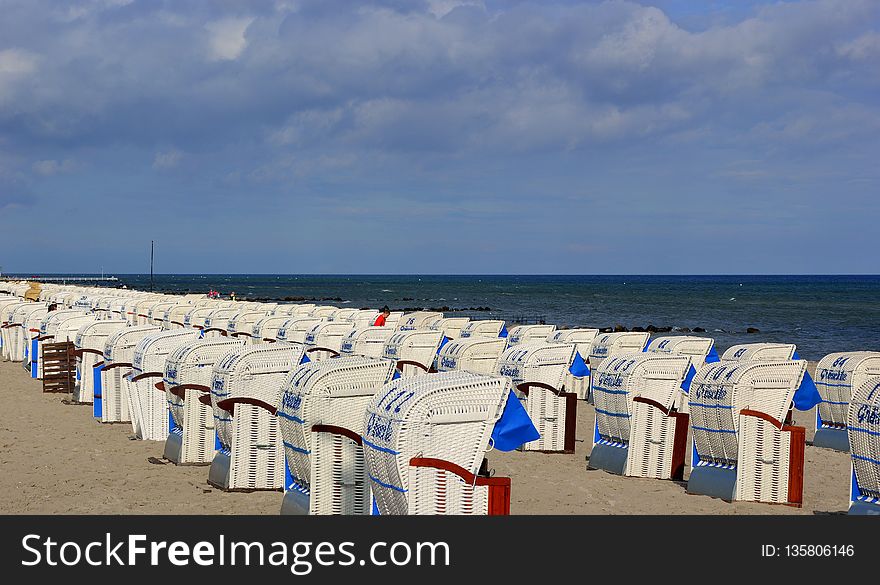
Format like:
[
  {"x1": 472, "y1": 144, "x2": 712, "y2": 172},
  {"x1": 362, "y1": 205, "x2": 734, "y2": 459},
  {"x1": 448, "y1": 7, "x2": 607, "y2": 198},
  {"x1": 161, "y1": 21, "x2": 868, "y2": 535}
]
[
  {"x1": 631, "y1": 326, "x2": 645, "y2": 332},
  {"x1": 657, "y1": 326, "x2": 672, "y2": 333},
  {"x1": 673, "y1": 327, "x2": 691, "y2": 333},
  {"x1": 693, "y1": 327, "x2": 706, "y2": 333},
  {"x1": 283, "y1": 296, "x2": 306, "y2": 302},
  {"x1": 600, "y1": 327, "x2": 614, "y2": 333},
  {"x1": 747, "y1": 327, "x2": 760, "y2": 334},
  {"x1": 646, "y1": 325, "x2": 658, "y2": 332},
  {"x1": 558, "y1": 324, "x2": 570, "y2": 330},
  {"x1": 614, "y1": 324, "x2": 628, "y2": 332}
]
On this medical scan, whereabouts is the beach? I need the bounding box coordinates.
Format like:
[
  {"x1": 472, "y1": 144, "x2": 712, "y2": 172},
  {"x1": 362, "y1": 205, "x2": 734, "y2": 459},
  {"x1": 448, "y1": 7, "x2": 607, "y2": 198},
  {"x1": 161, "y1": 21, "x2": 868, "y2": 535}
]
[{"x1": 0, "y1": 357, "x2": 851, "y2": 515}]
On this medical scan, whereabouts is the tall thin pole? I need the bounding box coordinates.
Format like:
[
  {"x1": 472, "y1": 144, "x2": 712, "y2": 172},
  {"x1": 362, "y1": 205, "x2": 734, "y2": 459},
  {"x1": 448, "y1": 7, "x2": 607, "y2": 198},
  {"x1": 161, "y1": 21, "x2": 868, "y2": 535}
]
[{"x1": 150, "y1": 240, "x2": 154, "y2": 292}]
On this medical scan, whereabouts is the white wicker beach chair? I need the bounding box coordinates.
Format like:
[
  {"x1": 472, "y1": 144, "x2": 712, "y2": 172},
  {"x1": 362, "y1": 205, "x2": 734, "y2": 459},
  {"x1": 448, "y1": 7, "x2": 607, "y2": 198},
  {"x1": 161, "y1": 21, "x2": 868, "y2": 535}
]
[
  {"x1": 252, "y1": 316, "x2": 293, "y2": 343},
  {"x1": 163, "y1": 303, "x2": 195, "y2": 330},
  {"x1": 0, "y1": 300, "x2": 29, "y2": 361},
  {"x1": 339, "y1": 327, "x2": 396, "y2": 358},
  {"x1": 349, "y1": 309, "x2": 381, "y2": 329},
  {"x1": 494, "y1": 342, "x2": 580, "y2": 453},
  {"x1": 276, "y1": 317, "x2": 324, "y2": 344},
  {"x1": 22, "y1": 304, "x2": 49, "y2": 376},
  {"x1": 161, "y1": 337, "x2": 245, "y2": 465},
  {"x1": 505, "y1": 324, "x2": 556, "y2": 348},
  {"x1": 813, "y1": 352, "x2": 880, "y2": 452},
  {"x1": 435, "y1": 337, "x2": 507, "y2": 375},
  {"x1": 397, "y1": 311, "x2": 443, "y2": 331},
  {"x1": 548, "y1": 328, "x2": 599, "y2": 400},
  {"x1": 384, "y1": 311, "x2": 404, "y2": 330},
  {"x1": 226, "y1": 310, "x2": 269, "y2": 344},
  {"x1": 328, "y1": 308, "x2": 359, "y2": 322},
  {"x1": 721, "y1": 343, "x2": 797, "y2": 362},
  {"x1": 309, "y1": 306, "x2": 338, "y2": 319},
  {"x1": 132, "y1": 299, "x2": 164, "y2": 326},
  {"x1": 382, "y1": 329, "x2": 444, "y2": 377},
  {"x1": 73, "y1": 320, "x2": 127, "y2": 404},
  {"x1": 146, "y1": 301, "x2": 176, "y2": 327},
  {"x1": 363, "y1": 371, "x2": 520, "y2": 515},
  {"x1": 129, "y1": 329, "x2": 201, "y2": 440},
  {"x1": 588, "y1": 354, "x2": 693, "y2": 480},
  {"x1": 183, "y1": 306, "x2": 216, "y2": 332},
  {"x1": 207, "y1": 342, "x2": 307, "y2": 491},
  {"x1": 98, "y1": 325, "x2": 160, "y2": 423},
  {"x1": 277, "y1": 356, "x2": 397, "y2": 515},
  {"x1": 202, "y1": 307, "x2": 241, "y2": 338},
  {"x1": 34, "y1": 309, "x2": 90, "y2": 378},
  {"x1": 687, "y1": 360, "x2": 809, "y2": 505},
  {"x1": 5, "y1": 302, "x2": 46, "y2": 364},
  {"x1": 459, "y1": 320, "x2": 507, "y2": 340},
  {"x1": 645, "y1": 336, "x2": 717, "y2": 414},
  {"x1": 586, "y1": 332, "x2": 651, "y2": 400},
  {"x1": 303, "y1": 322, "x2": 357, "y2": 361},
  {"x1": 847, "y1": 376, "x2": 880, "y2": 514},
  {"x1": 272, "y1": 304, "x2": 316, "y2": 317},
  {"x1": 429, "y1": 317, "x2": 470, "y2": 340}
]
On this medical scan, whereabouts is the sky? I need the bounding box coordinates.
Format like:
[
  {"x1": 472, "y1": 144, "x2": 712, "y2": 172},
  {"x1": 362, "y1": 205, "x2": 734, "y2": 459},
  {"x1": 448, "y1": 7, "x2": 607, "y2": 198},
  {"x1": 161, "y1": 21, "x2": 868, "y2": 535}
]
[{"x1": 0, "y1": 0, "x2": 878, "y2": 275}]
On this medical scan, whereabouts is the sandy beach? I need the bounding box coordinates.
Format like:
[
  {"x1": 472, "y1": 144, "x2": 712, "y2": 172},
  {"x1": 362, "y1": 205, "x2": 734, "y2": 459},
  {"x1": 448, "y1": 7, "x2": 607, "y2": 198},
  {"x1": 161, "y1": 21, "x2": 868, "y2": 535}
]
[{"x1": 0, "y1": 357, "x2": 851, "y2": 515}]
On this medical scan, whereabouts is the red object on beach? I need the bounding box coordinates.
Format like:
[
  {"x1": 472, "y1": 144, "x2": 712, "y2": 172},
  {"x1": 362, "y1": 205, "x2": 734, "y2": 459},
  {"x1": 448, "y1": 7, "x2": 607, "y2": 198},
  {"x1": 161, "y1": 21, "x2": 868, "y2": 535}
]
[{"x1": 373, "y1": 313, "x2": 387, "y2": 326}]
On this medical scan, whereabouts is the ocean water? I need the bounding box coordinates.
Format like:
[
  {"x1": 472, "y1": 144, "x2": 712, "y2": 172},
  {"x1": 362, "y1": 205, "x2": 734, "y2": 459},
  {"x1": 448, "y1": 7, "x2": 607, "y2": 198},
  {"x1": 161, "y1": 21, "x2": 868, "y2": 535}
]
[{"x1": 27, "y1": 274, "x2": 880, "y2": 361}]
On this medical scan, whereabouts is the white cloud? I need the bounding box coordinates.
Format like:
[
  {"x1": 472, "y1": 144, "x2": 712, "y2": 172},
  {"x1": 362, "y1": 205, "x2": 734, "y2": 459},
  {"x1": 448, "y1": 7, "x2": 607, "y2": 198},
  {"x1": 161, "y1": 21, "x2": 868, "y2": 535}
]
[
  {"x1": 205, "y1": 17, "x2": 255, "y2": 61},
  {"x1": 153, "y1": 149, "x2": 183, "y2": 169},
  {"x1": 0, "y1": 48, "x2": 38, "y2": 75}
]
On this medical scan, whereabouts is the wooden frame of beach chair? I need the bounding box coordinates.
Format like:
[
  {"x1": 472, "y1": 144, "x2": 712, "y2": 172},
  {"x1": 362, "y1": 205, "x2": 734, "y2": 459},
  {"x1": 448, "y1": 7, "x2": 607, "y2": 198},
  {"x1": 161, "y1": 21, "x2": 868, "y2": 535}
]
[
  {"x1": 495, "y1": 342, "x2": 578, "y2": 454},
  {"x1": 339, "y1": 327, "x2": 396, "y2": 358},
  {"x1": 160, "y1": 337, "x2": 245, "y2": 465},
  {"x1": 363, "y1": 371, "x2": 513, "y2": 515},
  {"x1": 459, "y1": 320, "x2": 506, "y2": 340},
  {"x1": 276, "y1": 317, "x2": 324, "y2": 344},
  {"x1": 303, "y1": 321, "x2": 356, "y2": 361},
  {"x1": 207, "y1": 342, "x2": 306, "y2": 491},
  {"x1": 397, "y1": 311, "x2": 443, "y2": 331},
  {"x1": 51, "y1": 314, "x2": 99, "y2": 393},
  {"x1": 687, "y1": 360, "x2": 808, "y2": 506},
  {"x1": 277, "y1": 356, "x2": 397, "y2": 515},
  {"x1": 435, "y1": 337, "x2": 507, "y2": 375},
  {"x1": 429, "y1": 317, "x2": 470, "y2": 340},
  {"x1": 98, "y1": 325, "x2": 160, "y2": 423},
  {"x1": 846, "y1": 376, "x2": 880, "y2": 514},
  {"x1": 813, "y1": 352, "x2": 880, "y2": 453},
  {"x1": 588, "y1": 354, "x2": 693, "y2": 480},
  {"x1": 505, "y1": 324, "x2": 556, "y2": 348},
  {"x1": 129, "y1": 329, "x2": 201, "y2": 440},
  {"x1": 226, "y1": 310, "x2": 270, "y2": 344},
  {"x1": 72, "y1": 320, "x2": 127, "y2": 404},
  {"x1": 548, "y1": 328, "x2": 599, "y2": 400},
  {"x1": 721, "y1": 343, "x2": 797, "y2": 362},
  {"x1": 381, "y1": 329, "x2": 444, "y2": 377}
]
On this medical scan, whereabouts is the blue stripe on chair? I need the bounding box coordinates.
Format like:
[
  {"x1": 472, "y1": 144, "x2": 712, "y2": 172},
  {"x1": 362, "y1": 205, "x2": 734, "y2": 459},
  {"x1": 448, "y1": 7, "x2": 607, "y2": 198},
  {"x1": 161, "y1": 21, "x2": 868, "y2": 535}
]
[
  {"x1": 362, "y1": 437, "x2": 400, "y2": 455},
  {"x1": 283, "y1": 441, "x2": 310, "y2": 455},
  {"x1": 692, "y1": 426, "x2": 736, "y2": 434},
  {"x1": 370, "y1": 475, "x2": 407, "y2": 493},
  {"x1": 595, "y1": 408, "x2": 630, "y2": 418},
  {"x1": 850, "y1": 426, "x2": 880, "y2": 437},
  {"x1": 277, "y1": 411, "x2": 305, "y2": 424},
  {"x1": 690, "y1": 403, "x2": 733, "y2": 409},
  {"x1": 852, "y1": 453, "x2": 880, "y2": 466}
]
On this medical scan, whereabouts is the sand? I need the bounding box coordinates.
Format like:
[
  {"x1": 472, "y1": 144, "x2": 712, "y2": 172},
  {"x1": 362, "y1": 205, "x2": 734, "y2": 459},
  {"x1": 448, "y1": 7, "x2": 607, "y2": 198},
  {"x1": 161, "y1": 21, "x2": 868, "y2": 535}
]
[{"x1": 0, "y1": 358, "x2": 851, "y2": 515}]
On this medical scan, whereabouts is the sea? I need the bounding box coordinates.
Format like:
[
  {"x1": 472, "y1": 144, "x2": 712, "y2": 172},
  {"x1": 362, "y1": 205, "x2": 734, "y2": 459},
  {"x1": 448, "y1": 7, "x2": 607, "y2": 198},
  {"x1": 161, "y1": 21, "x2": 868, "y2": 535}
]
[{"x1": 17, "y1": 274, "x2": 880, "y2": 361}]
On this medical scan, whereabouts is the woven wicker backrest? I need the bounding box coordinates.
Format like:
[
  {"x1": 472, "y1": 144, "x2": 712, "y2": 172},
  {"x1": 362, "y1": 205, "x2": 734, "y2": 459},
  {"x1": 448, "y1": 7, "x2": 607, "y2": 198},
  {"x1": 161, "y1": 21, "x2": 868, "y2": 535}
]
[
  {"x1": 459, "y1": 320, "x2": 506, "y2": 339},
  {"x1": 721, "y1": 343, "x2": 797, "y2": 362},
  {"x1": 588, "y1": 332, "x2": 651, "y2": 371},
  {"x1": 646, "y1": 336, "x2": 715, "y2": 362},
  {"x1": 103, "y1": 325, "x2": 160, "y2": 363},
  {"x1": 39, "y1": 309, "x2": 88, "y2": 335},
  {"x1": 304, "y1": 322, "x2": 356, "y2": 352},
  {"x1": 363, "y1": 371, "x2": 511, "y2": 515},
  {"x1": 436, "y1": 337, "x2": 507, "y2": 375},
  {"x1": 382, "y1": 329, "x2": 444, "y2": 367},
  {"x1": 397, "y1": 311, "x2": 444, "y2": 331},
  {"x1": 277, "y1": 317, "x2": 324, "y2": 343},
  {"x1": 848, "y1": 377, "x2": 880, "y2": 500},
  {"x1": 689, "y1": 360, "x2": 805, "y2": 466},
  {"x1": 340, "y1": 327, "x2": 396, "y2": 358},
  {"x1": 496, "y1": 342, "x2": 576, "y2": 390},
  {"x1": 132, "y1": 329, "x2": 201, "y2": 375},
  {"x1": 278, "y1": 356, "x2": 397, "y2": 489},
  {"x1": 593, "y1": 354, "x2": 692, "y2": 444},
  {"x1": 816, "y1": 352, "x2": 880, "y2": 427},
  {"x1": 548, "y1": 329, "x2": 599, "y2": 360},
  {"x1": 506, "y1": 324, "x2": 556, "y2": 347},
  {"x1": 429, "y1": 317, "x2": 470, "y2": 340},
  {"x1": 75, "y1": 320, "x2": 127, "y2": 350}
]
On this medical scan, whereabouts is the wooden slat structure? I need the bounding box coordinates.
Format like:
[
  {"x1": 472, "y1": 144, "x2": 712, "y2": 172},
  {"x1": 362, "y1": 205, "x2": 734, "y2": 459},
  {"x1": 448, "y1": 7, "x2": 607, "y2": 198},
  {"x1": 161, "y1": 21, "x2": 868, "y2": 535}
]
[{"x1": 41, "y1": 341, "x2": 76, "y2": 394}]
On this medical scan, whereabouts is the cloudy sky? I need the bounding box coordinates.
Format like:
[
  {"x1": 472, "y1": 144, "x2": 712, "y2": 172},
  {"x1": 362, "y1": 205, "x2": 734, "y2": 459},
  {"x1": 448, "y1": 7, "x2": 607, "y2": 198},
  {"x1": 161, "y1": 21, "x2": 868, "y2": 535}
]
[{"x1": 0, "y1": 0, "x2": 877, "y2": 274}]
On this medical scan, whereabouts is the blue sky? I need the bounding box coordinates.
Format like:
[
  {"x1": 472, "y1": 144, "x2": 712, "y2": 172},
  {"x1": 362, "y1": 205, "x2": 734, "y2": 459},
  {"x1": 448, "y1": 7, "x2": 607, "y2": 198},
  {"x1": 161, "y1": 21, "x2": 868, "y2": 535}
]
[{"x1": 0, "y1": 0, "x2": 877, "y2": 274}]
